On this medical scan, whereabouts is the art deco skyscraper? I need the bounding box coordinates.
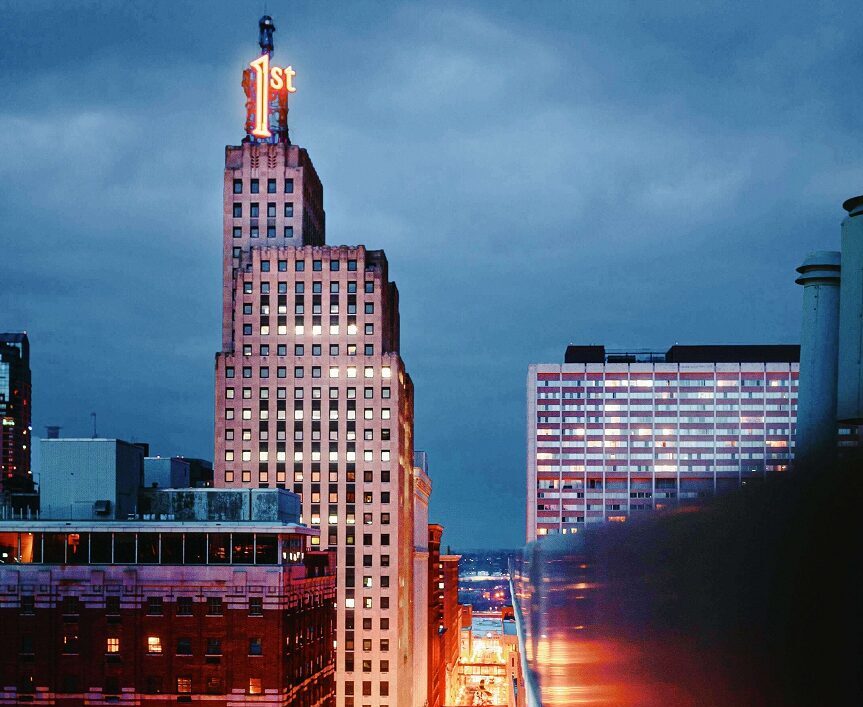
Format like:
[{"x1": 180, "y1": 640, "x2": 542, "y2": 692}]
[{"x1": 214, "y1": 18, "x2": 417, "y2": 706}]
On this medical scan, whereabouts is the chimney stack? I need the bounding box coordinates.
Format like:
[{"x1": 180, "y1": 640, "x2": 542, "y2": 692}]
[
  {"x1": 795, "y1": 251, "x2": 840, "y2": 466},
  {"x1": 836, "y1": 195, "x2": 863, "y2": 423}
]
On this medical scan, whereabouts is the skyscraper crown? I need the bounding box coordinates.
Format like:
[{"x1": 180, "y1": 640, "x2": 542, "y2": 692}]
[{"x1": 242, "y1": 16, "x2": 295, "y2": 144}]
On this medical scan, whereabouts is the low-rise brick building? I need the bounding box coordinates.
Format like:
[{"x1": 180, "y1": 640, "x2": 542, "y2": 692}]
[{"x1": 0, "y1": 490, "x2": 335, "y2": 706}]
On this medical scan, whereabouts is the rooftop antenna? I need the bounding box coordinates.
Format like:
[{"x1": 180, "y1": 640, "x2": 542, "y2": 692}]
[
  {"x1": 91, "y1": 412, "x2": 98, "y2": 439},
  {"x1": 259, "y1": 14, "x2": 275, "y2": 55}
]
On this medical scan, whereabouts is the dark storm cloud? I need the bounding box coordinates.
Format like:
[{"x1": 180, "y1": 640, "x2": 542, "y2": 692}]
[{"x1": 1, "y1": 1, "x2": 861, "y2": 547}]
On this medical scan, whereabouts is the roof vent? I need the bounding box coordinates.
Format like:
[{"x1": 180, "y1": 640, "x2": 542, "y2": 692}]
[{"x1": 94, "y1": 500, "x2": 111, "y2": 515}]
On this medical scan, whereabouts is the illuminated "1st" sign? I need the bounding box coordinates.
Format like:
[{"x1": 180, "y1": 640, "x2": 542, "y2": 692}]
[{"x1": 249, "y1": 54, "x2": 297, "y2": 139}]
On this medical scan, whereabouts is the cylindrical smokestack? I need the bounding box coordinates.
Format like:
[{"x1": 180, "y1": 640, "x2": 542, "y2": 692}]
[
  {"x1": 795, "y1": 251, "x2": 841, "y2": 466},
  {"x1": 837, "y1": 195, "x2": 863, "y2": 422}
]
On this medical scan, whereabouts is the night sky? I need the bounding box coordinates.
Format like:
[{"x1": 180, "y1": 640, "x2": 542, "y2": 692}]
[{"x1": 2, "y1": 1, "x2": 861, "y2": 548}]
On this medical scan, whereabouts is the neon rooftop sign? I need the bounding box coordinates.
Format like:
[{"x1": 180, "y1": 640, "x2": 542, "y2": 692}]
[
  {"x1": 249, "y1": 53, "x2": 296, "y2": 139},
  {"x1": 243, "y1": 16, "x2": 295, "y2": 143}
]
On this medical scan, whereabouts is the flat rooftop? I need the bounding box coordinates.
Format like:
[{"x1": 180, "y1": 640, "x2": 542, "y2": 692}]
[{"x1": 564, "y1": 344, "x2": 800, "y2": 364}]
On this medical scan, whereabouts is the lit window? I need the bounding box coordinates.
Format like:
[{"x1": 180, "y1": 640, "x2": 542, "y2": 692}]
[
  {"x1": 177, "y1": 677, "x2": 192, "y2": 694},
  {"x1": 106, "y1": 638, "x2": 120, "y2": 654},
  {"x1": 364, "y1": 367, "x2": 374, "y2": 378},
  {"x1": 249, "y1": 678, "x2": 262, "y2": 695},
  {"x1": 381, "y1": 366, "x2": 391, "y2": 378},
  {"x1": 147, "y1": 636, "x2": 162, "y2": 654}
]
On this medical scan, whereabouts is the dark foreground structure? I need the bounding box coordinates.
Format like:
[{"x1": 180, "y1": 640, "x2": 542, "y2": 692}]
[{"x1": 512, "y1": 462, "x2": 861, "y2": 706}]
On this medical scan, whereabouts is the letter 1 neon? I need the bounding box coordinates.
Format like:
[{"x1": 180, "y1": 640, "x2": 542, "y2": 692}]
[{"x1": 250, "y1": 54, "x2": 271, "y2": 138}]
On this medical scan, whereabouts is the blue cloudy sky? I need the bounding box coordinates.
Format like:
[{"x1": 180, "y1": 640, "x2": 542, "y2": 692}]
[{"x1": 1, "y1": 1, "x2": 861, "y2": 548}]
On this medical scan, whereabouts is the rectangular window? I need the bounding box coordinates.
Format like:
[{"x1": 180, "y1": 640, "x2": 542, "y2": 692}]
[
  {"x1": 249, "y1": 597, "x2": 263, "y2": 616},
  {"x1": 206, "y1": 597, "x2": 223, "y2": 616},
  {"x1": 248, "y1": 637, "x2": 263, "y2": 655},
  {"x1": 267, "y1": 178, "x2": 276, "y2": 193},
  {"x1": 146, "y1": 596, "x2": 163, "y2": 615},
  {"x1": 206, "y1": 638, "x2": 222, "y2": 655},
  {"x1": 233, "y1": 179, "x2": 242, "y2": 194},
  {"x1": 147, "y1": 636, "x2": 162, "y2": 654},
  {"x1": 176, "y1": 637, "x2": 192, "y2": 655},
  {"x1": 104, "y1": 677, "x2": 119, "y2": 695},
  {"x1": 233, "y1": 202, "x2": 242, "y2": 217},
  {"x1": 106, "y1": 637, "x2": 120, "y2": 654},
  {"x1": 233, "y1": 226, "x2": 242, "y2": 238},
  {"x1": 176, "y1": 597, "x2": 193, "y2": 616},
  {"x1": 206, "y1": 677, "x2": 222, "y2": 694},
  {"x1": 144, "y1": 676, "x2": 161, "y2": 694},
  {"x1": 250, "y1": 178, "x2": 259, "y2": 193},
  {"x1": 284, "y1": 202, "x2": 294, "y2": 217},
  {"x1": 267, "y1": 225, "x2": 276, "y2": 238},
  {"x1": 177, "y1": 677, "x2": 192, "y2": 694},
  {"x1": 285, "y1": 178, "x2": 294, "y2": 193},
  {"x1": 249, "y1": 678, "x2": 263, "y2": 695},
  {"x1": 284, "y1": 226, "x2": 294, "y2": 238}
]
